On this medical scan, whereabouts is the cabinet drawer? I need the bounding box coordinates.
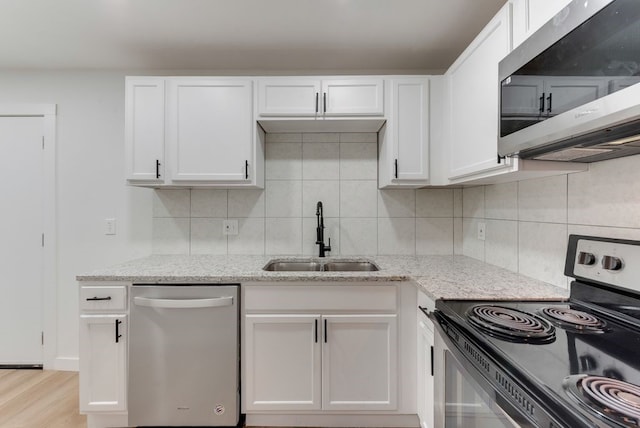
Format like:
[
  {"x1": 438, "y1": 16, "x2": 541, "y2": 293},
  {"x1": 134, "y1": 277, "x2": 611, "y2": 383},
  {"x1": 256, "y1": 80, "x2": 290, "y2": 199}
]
[{"x1": 80, "y1": 286, "x2": 127, "y2": 311}]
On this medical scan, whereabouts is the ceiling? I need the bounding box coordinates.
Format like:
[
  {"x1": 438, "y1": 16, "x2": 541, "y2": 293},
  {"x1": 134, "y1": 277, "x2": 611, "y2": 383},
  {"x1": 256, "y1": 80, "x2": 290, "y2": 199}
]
[{"x1": 0, "y1": 0, "x2": 507, "y2": 73}]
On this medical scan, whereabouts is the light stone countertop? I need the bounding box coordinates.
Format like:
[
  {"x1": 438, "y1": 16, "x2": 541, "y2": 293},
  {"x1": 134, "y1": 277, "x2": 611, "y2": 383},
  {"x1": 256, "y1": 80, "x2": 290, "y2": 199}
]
[{"x1": 77, "y1": 254, "x2": 569, "y2": 302}]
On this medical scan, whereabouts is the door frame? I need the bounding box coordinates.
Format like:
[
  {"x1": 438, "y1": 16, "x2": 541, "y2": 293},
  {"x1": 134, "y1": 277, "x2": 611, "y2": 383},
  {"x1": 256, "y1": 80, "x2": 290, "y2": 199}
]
[{"x1": 0, "y1": 104, "x2": 57, "y2": 369}]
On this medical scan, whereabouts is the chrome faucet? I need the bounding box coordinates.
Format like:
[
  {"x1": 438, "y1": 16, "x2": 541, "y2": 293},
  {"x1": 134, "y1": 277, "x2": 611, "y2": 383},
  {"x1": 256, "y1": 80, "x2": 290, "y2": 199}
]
[{"x1": 316, "y1": 201, "x2": 331, "y2": 257}]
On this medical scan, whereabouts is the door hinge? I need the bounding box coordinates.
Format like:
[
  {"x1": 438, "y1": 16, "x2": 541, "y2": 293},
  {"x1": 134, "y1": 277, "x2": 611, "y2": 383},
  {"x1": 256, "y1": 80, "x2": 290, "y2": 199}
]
[{"x1": 41, "y1": 331, "x2": 44, "y2": 346}]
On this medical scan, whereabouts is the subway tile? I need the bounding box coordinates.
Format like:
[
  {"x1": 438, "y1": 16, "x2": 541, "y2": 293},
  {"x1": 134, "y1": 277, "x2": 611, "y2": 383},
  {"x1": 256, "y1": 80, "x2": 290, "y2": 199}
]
[
  {"x1": 568, "y1": 156, "x2": 640, "y2": 228},
  {"x1": 453, "y1": 188, "x2": 463, "y2": 218},
  {"x1": 265, "y1": 218, "x2": 303, "y2": 255},
  {"x1": 340, "y1": 142, "x2": 377, "y2": 180},
  {"x1": 416, "y1": 188, "x2": 453, "y2": 217},
  {"x1": 378, "y1": 218, "x2": 416, "y2": 255},
  {"x1": 378, "y1": 189, "x2": 416, "y2": 218},
  {"x1": 265, "y1": 180, "x2": 302, "y2": 218},
  {"x1": 518, "y1": 175, "x2": 567, "y2": 223},
  {"x1": 462, "y1": 219, "x2": 484, "y2": 261},
  {"x1": 265, "y1": 142, "x2": 302, "y2": 180},
  {"x1": 153, "y1": 189, "x2": 190, "y2": 218},
  {"x1": 228, "y1": 189, "x2": 265, "y2": 218},
  {"x1": 518, "y1": 222, "x2": 568, "y2": 288},
  {"x1": 416, "y1": 218, "x2": 454, "y2": 255},
  {"x1": 484, "y1": 219, "x2": 518, "y2": 272},
  {"x1": 265, "y1": 133, "x2": 302, "y2": 143},
  {"x1": 190, "y1": 218, "x2": 227, "y2": 255},
  {"x1": 339, "y1": 132, "x2": 378, "y2": 143},
  {"x1": 302, "y1": 132, "x2": 340, "y2": 143},
  {"x1": 302, "y1": 181, "x2": 340, "y2": 218},
  {"x1": 567, "y1": 224, "x2": 640, "y2": 241},
  {"x1": 453, "y1": 217, "x2": 463, "y2": 254},
  {"x1": 190, "y1": 189, "x2": 227, "y2": 218},
  {"x1": 302, "y1": 142, "x2": 340, "y2": 179},
  {"x1": 340, "y1": 218, "x2": 378, "y2": 255},
  {"x1": 228, "y1": 218, "x2": 265, "y2": 255},
  {"x1": 340, "y1": 180, "x2": 378, "y2": 218},
  {"x1": 485, "y1": 182, "x2": 517, "y2": 220},
  {"x1": 462, "y1": 186, "x2": 485, "y2": 219},
  {"x1": 152, "y1": 218, "x2": 190, "y2": 254}
]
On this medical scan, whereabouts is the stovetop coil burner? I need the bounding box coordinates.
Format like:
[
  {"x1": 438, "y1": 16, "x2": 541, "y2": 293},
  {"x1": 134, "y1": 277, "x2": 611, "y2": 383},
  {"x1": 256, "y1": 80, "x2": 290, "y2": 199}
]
[
  {"x1": 539, "y1": 306, "x2": 608, "y2": 333},
  {"x1": 466, "y1": 305, "x2": 555, "y2": 344},
  {"x1": 564, "y1": 375, "x2": 640, "y2": 426}
]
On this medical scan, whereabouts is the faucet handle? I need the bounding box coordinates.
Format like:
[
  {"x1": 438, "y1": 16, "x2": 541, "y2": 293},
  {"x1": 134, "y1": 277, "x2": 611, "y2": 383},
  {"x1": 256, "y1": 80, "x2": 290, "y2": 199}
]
[{"x1": 325, "y1": 237, "x2": 332, "y2": 253}]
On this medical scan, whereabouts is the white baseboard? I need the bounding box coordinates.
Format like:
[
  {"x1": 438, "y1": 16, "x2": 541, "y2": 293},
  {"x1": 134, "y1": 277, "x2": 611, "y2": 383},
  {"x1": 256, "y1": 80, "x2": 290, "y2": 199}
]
[
  {"x1": 53, "y1": 356, "x2": 79, "y2": 372},
  {"x1": 246, "y1": 413, "x2": 420, "y2": 427}
]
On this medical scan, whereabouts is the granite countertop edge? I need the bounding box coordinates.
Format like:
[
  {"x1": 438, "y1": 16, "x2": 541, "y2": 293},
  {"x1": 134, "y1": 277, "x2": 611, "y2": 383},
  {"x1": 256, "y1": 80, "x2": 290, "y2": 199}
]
[{"x1": 76, "y1": 254, "x2": 569, "y2": 301}]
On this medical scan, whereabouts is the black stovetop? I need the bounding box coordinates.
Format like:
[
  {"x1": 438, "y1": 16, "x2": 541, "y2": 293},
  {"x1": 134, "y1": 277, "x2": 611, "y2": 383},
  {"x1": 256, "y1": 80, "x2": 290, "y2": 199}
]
[{"x1": 436, "y1": 282, "x2": 640, "y2": 427}]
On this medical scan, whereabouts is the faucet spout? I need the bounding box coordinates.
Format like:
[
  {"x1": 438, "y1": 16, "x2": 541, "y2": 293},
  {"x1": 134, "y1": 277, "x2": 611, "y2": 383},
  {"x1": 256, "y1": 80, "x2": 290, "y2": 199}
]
[{"x1": 315, "y1": 201, "x2": 331, "y2": 257}]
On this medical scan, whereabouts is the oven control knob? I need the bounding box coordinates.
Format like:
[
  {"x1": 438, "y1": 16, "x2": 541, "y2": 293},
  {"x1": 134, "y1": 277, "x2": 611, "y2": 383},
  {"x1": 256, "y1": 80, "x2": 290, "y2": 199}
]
[
  {"x1": 577, "y1": 251, "x2": 596, "y2": 266},
  {"x1": 602, "y1": 255, "x2": 623, "y2": 271}
]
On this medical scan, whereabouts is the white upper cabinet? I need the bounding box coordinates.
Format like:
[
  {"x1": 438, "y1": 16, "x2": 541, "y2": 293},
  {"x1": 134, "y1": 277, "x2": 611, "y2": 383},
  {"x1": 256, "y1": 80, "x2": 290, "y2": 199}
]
[
  {"x1": 379, "y1": 77, "x2": 430, "y2": 188},
  {"x1": 167, "y1": 79, "x2": 254, "y2": 183},
  {"x1": 511, "y1": 0, "x2": 573, "y2": 49},
  {"x1": 125, "y1": 77, "x2": 165, "y2": 184},
  {"x1": 125, "y1": 76, "x2": 264, "y2": 188},
  {"x1": 258, "y1": 78, "x2": 384, "y2": 117},
  {"x1": 447, "y1": 4, "x2": 512, "y2": 181}
]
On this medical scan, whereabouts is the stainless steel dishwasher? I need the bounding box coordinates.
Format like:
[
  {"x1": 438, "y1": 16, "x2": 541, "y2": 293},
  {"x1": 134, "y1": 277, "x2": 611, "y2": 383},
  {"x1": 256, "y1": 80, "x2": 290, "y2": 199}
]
[{"x1": 129, "y1": 284, "x2": 239, "y2": 427}]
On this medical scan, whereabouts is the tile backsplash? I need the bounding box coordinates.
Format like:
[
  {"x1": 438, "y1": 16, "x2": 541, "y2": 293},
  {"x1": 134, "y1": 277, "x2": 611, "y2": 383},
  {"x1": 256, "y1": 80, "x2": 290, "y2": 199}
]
[
  {"x1": 152, "y1": 132, "x2": 461, "y2": 257},
  {"x1": 461, "y1": 155, "x2": 640, "y2": 289}
]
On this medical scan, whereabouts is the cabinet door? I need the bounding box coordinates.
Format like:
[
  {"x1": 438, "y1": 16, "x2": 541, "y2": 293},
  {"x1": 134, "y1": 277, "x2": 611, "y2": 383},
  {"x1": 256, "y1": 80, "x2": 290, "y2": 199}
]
[
  {"x1": 544, "y1": 77, "x2": 607, "y2": 116},
  {"x1": 258, "y1": 79, "x2": 321, "y2": 116},
  {"x1": 393, "y1": 77, "x2": 429, "y2": 182},
  {"x1": 167, "y1": 79, "x2": 254, "y2": 182},
  {"x1": 79, "y1": 314, "x2": 127, "y2": 413},
  {"x1": 322, "y1": 314, "x2": 397, "y2": 410},
  {"x1": 417, "y1": 315, "x2": 435, "y2": 428},
  {"x1": 322, "y1": 79, "x2": 384, "y2": 116},
  {"x1": 125, "y1": 77, "x2": 165, "y2": 183},
  {"x1": 244, "y1": 315, "x2": 321, "y2": 411},
  {"x1": 448, "y1": 4, "x2": 512, "y2": 180},
  {"x1": 512, "y1": 0, "x2": 573, "y2": 49}
]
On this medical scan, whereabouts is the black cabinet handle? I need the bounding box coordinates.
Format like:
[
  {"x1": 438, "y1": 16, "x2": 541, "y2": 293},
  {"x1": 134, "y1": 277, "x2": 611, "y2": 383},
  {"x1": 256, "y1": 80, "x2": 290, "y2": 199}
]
[
  {"x1": 539, "y1": 93, "x2": 545, "y2": 114},
  {"x1": 86, "y1": 296, "x2": 112, "y2": 301},
  {"x1": 156, "y1": 159, "x2": 161, "y2": 179},
  {"x1": 324, "y1": 319, "x2": 328, "y2": 343},
  {"x1": 430, "y1": 345, "x2": 434, "y2": 376},
  {"x1": 314, "y1": 319, "x2": 318, "y2": 343},
  {"x1": 115, "y1": 319, "x2": 122, "y2": 343},
  {"x1": 394, "y1": 159, "x2": 398, "y2": 179},
  {"x1": 547, "y1": 93, "x2": 552, "y2": 113},
  {"x1": 245, "y1": 160, "x2": 249, "y2": 179},
  {"x1": 315, "y1": 92, "x2": 319, "y2": 113},
  {"x1": 323, "y1": 92, "x2": 327, "y2": 113}
]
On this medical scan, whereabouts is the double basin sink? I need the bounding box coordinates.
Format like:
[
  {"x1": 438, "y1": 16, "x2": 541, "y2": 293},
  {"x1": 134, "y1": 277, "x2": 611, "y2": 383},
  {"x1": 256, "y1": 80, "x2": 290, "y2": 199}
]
[{"x1": 263, "y1": 259, "x2": 379, "y2": 272}]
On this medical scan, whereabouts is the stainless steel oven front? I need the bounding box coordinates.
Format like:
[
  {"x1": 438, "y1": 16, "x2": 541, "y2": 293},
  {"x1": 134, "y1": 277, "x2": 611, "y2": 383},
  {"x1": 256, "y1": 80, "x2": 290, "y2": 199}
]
[{"x1": 433, "y1": 323, "x2": 522, "y2": 428}]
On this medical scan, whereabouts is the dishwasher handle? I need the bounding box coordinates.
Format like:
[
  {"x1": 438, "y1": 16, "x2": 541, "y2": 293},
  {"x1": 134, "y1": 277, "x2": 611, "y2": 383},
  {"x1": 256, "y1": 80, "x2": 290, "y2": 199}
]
[{"x1": 133, "y1": 296, "x2": 234, "y2": 309}]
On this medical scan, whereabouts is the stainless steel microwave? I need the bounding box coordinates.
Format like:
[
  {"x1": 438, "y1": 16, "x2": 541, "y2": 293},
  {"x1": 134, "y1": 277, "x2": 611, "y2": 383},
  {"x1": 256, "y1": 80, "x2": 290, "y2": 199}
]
[{"x1": 498, "y1": 0, "x2": 640, "y2": 162}]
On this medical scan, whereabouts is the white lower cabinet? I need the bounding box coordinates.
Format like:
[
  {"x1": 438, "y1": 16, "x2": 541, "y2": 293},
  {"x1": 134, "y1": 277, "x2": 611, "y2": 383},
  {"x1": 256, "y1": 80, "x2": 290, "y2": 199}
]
[
  {"x1": 79, "y1": 314, "x2": 127, "y2": 412},
  {"x1": 417, "y1": 315, "x2": 434, "y2": 428},
  {"x1": 244, "y1": 313, "x2": 397, "y2": 412}
]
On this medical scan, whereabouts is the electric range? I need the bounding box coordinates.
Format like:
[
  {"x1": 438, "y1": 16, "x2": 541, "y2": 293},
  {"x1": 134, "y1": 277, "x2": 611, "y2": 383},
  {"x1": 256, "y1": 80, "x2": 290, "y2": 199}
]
[{"x1": 431, "y1": 235, "x2": 640, "y2": 427}]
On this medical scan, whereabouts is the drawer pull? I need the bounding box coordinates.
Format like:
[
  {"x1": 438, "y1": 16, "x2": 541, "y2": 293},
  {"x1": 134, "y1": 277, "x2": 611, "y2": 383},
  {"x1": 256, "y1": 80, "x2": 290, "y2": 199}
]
[{"x1": 86, "y1": 296, "x2": 112, "y2": 301}]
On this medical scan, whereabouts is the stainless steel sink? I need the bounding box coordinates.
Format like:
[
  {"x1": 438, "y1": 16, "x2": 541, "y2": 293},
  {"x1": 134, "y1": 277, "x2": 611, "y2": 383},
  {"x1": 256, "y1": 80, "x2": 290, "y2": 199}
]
[
  {"x1": 263, "y1": 259, "x2": 379, "y2": 272},
  {"x1": 323, "y1": 261, "x2": 379, "y2": 271},
  {"x1": 263, "y1": 261, "x2": 322, "y2": 271}
]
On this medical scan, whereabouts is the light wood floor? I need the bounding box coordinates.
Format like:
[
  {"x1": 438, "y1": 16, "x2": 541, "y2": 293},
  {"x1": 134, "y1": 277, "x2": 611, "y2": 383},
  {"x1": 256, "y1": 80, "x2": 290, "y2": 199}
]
[{"x1": 0, "y1": 369, "x2": 86, "y2": 428}]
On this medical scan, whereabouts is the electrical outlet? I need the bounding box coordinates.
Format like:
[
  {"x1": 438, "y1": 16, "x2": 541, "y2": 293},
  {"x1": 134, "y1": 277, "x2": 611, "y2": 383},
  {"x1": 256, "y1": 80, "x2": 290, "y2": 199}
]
[
  {"x1": 223, "y1": 219, "x2": 238, "y2": 236},
  {"x1": 477, "y1": 222, "x2": 486, "y2": 241},
  {"x1": 105, "y1": 218, "x2": 116, "y2": 235}
]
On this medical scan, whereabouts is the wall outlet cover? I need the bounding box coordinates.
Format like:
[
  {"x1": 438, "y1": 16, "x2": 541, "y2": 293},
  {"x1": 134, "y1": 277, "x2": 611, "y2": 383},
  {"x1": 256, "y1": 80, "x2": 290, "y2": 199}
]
[
  {"x1": 477, "y1": 222, "x2": 486, "y2": 241},
  {"x1": 105, "y1": 218, "x2": 116, "y2": 235}
]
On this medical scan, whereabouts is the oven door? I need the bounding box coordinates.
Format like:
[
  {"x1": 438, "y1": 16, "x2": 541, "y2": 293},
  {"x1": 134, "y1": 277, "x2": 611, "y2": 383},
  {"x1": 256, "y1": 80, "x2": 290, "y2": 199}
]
[{"x1": 433, "y1": 323, "x2": 522, "y2": 428}]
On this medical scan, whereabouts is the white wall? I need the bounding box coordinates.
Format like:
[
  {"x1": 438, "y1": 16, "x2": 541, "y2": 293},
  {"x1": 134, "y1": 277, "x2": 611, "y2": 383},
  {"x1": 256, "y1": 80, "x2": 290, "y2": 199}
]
[
  {"x1": 461, "y1": 154, "x2": 640, "y2": 289},
  {"x1": 0, "y1": 71, "x2": 153, "y2": 368},
  {"x1": 152, "y1": 132, "x2": 462, "y2": 256}
]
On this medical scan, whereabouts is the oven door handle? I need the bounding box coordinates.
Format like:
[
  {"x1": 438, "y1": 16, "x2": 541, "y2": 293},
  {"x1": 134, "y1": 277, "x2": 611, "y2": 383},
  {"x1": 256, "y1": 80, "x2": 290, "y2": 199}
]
[{"x1": 133, "y1": 296, "x2": 234, "y2": 309}]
